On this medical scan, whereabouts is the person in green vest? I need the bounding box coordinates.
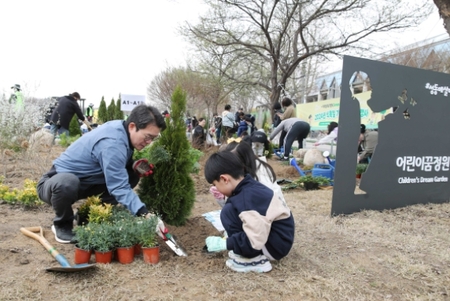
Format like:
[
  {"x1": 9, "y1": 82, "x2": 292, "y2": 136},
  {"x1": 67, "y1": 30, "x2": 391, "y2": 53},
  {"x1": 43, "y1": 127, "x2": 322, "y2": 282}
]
[
  {"x1": 10, "y1": 84, "x2": 24, "y2": 111},
  {"x1": 86, "y1": 103, "x2": 94, "y2": 123}
]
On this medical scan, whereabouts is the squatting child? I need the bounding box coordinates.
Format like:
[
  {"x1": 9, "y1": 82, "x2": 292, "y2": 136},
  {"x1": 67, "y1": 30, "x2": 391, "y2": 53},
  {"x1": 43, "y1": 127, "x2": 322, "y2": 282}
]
[{"x1": 204, "y1": 151, "x2": 295, "y2": 273}]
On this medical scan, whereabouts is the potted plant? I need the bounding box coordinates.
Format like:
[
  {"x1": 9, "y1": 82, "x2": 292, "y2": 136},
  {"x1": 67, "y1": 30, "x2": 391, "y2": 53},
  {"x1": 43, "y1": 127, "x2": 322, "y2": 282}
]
[
  {"x1": 356, "y1": 163, "x2": 368, "y2": 178},
  {"x1": 88, "y1": 203, "x2": 113, "y2": 224},
  {"x1": 73, "y1": 225, "x2": 92, "y2": 264},
  {"x1": 296, "y1": 175, "x2": 331, "y2": 191},
  {"x1": 76, "y1": 194, "x2": 102, "y2": 225},
  {"x1": 137, "y1": 216, "x2": 160, "y2": 264},
  {"x1": 90, "y1": 223, "x2": 115, "y2": 264},
  {"x1": 113, "y1": 218, "x2": 138, "y2": 264}
]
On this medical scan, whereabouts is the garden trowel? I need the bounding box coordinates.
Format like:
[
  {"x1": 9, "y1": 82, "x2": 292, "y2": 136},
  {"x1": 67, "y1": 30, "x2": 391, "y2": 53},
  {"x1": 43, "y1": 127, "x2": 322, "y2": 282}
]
[{"x1": 160, "y1": 228, "x2": 187, "y2": 256}]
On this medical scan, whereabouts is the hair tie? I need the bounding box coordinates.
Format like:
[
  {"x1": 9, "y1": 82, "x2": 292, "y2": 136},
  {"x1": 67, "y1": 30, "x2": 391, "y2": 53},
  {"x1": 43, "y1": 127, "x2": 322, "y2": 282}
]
[{"x1": 227, "y1": 137, "x2": 242, "y2": 144}]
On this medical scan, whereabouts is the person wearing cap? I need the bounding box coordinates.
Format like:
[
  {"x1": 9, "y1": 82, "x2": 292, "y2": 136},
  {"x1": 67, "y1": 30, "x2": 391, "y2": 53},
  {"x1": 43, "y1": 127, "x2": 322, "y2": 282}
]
[
  {"x1": 37, "y1": 104, "x2": 168, "y2": 243},
  {"x1": 358, "y1": 124, "x2": 378, "y2": 163},
  {"x1": 10, "y1": 84, "x2": 24, "y2": 111},
  {"x1": 86, "y1": 103, "x2": 95, "y2": 123},
  {"x1": 251, "y1": 129, "x2": 270, "y2": 157},
  {"x1": 50, "y1": 92, "x2": 90, "y2": 137}
]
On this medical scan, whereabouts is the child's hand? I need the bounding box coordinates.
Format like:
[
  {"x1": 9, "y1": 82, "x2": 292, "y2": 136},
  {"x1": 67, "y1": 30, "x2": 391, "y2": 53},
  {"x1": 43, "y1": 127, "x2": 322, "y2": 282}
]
[
  {"x1": 205, "y1": 236, "x2": 227, "y2": 252},
  {"x1": 209, "y1": 186, "x2": 225, "y2": 200}
]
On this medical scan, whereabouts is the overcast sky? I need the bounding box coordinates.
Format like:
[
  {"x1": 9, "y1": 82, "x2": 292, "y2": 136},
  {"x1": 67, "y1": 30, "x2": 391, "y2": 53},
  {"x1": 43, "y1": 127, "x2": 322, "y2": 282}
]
[{"x1": 0, "y1": 0, "x2": 447, "y2": 107}]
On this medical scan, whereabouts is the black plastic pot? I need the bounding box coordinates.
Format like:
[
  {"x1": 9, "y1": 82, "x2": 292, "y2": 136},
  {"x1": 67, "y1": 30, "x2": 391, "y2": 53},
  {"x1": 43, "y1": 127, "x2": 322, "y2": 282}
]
[{"x1": 303, "y1": 182, "x2": 320, "y2": 191}]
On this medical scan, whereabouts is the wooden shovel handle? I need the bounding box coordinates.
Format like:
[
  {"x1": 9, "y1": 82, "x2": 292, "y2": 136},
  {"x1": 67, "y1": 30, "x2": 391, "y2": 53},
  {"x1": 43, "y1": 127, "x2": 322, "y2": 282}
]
[{"x1": 20, "y1": 226, "x2": 64, "y2": 261}]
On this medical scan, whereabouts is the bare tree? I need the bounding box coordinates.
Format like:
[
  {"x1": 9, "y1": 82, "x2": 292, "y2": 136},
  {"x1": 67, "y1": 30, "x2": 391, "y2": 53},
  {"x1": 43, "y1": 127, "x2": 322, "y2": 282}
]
[
  {"x1": 182, "y1": 0, "x2": 432, "y2": 108},
  {"x1": 434, "y1": 0, "x2": 450, "y2": 36},
  {"x1": 147, "y1": 66, "x2": 229, "y2": 118}
]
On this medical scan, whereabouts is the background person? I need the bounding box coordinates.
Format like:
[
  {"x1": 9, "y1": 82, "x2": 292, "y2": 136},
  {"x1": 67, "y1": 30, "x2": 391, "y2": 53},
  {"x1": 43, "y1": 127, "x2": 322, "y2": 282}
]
[
  {"x1": 204, "y1": 151, "x2": 295, "y2": 273},
  {"x1": 213, "y1": 112, "x2": 222, "y2": 144},
  {"x1": 272, "y1": 102, "x2": 283, "y2": 129},
  {"x1": 269, "y1": 117, "x2": 310, "y2": 161},
  {"x1": 276, "y1": 97, "x2": 296, "y2": 120},
  {"x1": 37, "y1": 104, "x2": 168, "y2": 243},
  {"x1": 86, "y1": 103, "x2": 95, "y2": 123},
  {"x1": 358, "y1": 124, "x2": 378, "y2": 163},
  {"x1": 221, "y1": 104, "x2": 236, "y2": 141},
  {"x1": 235, "y1": 107, "x2": 244, "y2": 123},
  {"x1": 50, "y1": 92, "x2": 89, "y2": 137},
  {"x1": 251, "y1": 129, "x2": 270, "y2": 157},
  {"x1": 10, "y1": 84, "x2": 24, "y2": 111},
  {"x1": 314, "y1": 121, "x2": 338, "y2": 146},
  {"x1": 237, "y1": 112, "x2": 249, "y2": 137},
  {"x1": 192, "y1": 117, "x2": 207, "y2": 149}
]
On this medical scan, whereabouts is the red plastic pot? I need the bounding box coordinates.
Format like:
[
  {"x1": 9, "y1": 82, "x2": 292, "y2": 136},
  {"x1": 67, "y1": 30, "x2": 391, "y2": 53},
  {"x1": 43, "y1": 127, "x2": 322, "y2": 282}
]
[{"x1": 142, "y1": 246, "x2": 160, "y2": 264}]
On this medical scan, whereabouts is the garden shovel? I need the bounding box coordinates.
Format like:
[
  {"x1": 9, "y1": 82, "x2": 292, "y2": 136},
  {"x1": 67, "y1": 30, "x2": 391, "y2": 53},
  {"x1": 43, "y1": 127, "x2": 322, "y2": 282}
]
[
  {"x1": 160, "y1": 228, "x2": 188, "y2": 257},
  {"x1": 20, "y1": 226, "x2": 96, "y2": 273}
]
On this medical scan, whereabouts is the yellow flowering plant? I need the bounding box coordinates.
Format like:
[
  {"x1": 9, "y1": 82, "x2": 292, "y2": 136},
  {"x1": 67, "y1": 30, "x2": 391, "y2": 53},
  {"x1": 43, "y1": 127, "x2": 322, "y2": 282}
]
[
  {"x1": 88, "y1": 203, "x2": 113, "y2": 224},
  {"x1": 0, "y1": 179, "x2": 42, "y2": 207}
]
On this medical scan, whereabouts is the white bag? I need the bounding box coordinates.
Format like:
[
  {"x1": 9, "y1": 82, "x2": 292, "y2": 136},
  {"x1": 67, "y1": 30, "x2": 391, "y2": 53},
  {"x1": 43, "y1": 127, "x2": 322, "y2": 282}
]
[{"x1": 206, "y1": 133, "x2": 214, "y2": 145}]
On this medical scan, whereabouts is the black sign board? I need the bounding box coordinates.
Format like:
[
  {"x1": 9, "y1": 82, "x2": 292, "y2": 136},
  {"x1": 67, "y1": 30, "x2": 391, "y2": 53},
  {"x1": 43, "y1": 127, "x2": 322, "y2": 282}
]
[{"x1": 332, "y1": 56, "x2": 450, "y2": 215}]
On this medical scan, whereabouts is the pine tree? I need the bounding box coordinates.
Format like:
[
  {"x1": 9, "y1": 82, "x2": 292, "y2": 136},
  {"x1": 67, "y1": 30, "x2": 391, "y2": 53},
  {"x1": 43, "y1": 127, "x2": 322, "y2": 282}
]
[
  {"x1": 107, "y1": 98, "x2": 116, "y2": 121},
  {"x1": 69, "y1": 115, "x2": 82, "y2": 137},
  {"x1": 136, "y1": 86, "x2": 196, "y2": 226},
  {"x1": 98, "y1": 97, "x2": 108, "y2": 124},
  {"x1": 115, "y1": 95, "x2": 124, "y2": 120}
]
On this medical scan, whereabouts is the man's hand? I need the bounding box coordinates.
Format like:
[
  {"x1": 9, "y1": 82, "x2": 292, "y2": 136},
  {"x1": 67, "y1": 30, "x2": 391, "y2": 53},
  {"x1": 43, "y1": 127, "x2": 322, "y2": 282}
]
[
  {"x1": 83, "y1": 119, "x2": 93, "y2": 131},
  {"x1": 155, "y1": 217, "x2": 167, "y2": 240},
  {"x1": 145, "y1": 213, "x2": 167, "y2": 240},
  {"x1": 133, "y1": 159, "x2": 154, "y2": 177},
  {"x1": 205, "y1": 236, "x2": 227, "y2": 252}
]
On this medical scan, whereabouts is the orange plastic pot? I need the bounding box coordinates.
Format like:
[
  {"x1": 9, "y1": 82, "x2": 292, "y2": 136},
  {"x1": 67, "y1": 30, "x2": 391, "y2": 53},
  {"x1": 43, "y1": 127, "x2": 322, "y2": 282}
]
[
  {"x1": 142, "y1": 246, "x2": 160, "y2": 264},
  {"x1": 74, "y1": 246, "x2": 91, "y2": 264},
  {"x1": 116, "y1": 246, "x2": 135, "y2": 264},
  {"x1": 134, "y1": 244, "x2": 142, "y2": 256},
  {"x1": 94, "y1": 250, "x2": 113, "y2": 264}
]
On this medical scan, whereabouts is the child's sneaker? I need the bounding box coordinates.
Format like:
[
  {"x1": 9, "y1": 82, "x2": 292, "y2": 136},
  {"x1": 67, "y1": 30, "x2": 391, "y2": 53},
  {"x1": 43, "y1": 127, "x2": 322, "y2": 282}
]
[
  {"x1": 226, "y1": 254, "x2": 272, "y2": 273},
  {"x1": 228, "y1": 250, "x2": 243, "y2": 260}
]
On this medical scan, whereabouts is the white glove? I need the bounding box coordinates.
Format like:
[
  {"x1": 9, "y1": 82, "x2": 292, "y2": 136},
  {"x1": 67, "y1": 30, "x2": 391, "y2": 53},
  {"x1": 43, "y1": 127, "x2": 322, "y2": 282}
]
[
  {"x1": 155, "y1": 217, "x2": 167, "y2": 240},
  {"x1": 146, "y1": 213, "x2": 167, "y2": 240}
]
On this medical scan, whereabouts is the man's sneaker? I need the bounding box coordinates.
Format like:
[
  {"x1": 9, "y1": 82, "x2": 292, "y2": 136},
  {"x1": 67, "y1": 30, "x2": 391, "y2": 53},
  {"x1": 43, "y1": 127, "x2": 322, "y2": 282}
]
[
  {"x1": 225, "y1": 254, "x2": 272, "y2": 273},
  {"x1": 280, "y1": 157, "x2": 289, "y2": 161},
  {"x1": 51, "y1": 224, "x2": 75, "y2": 244}
]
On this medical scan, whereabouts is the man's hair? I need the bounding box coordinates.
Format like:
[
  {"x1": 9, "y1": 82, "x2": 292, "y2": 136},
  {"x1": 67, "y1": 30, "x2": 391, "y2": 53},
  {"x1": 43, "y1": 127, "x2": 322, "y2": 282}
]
[
  {"x1": 125, "y1": 104, "x2": 166, "y2": 131},
  {"x1": 204, "y1": 151, "x2": 245, "y2": 184},
  {"x1": 198, "y1": 117, "x2": 205, "y2": 122},
  {"x1": 225, "y1": 104, "x2": 231, "y2": 110},
  {"x1": 70, "y1": 92, "x2": 81, "y2": 99}
]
